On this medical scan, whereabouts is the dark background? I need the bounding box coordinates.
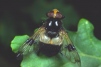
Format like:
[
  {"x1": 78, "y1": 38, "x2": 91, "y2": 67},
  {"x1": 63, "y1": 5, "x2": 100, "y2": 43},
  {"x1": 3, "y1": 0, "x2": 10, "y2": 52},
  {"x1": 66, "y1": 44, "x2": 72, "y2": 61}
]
[{"x1": 0, "y1": 0, "x2": 101, "y2": 67}]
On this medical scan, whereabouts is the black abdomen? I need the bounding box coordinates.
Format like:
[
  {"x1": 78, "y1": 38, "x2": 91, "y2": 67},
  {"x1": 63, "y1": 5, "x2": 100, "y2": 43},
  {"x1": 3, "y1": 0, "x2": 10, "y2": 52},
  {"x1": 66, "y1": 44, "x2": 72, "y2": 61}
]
[{"x1": 37, "y1": 42, "x2": 61, "y2": 57}]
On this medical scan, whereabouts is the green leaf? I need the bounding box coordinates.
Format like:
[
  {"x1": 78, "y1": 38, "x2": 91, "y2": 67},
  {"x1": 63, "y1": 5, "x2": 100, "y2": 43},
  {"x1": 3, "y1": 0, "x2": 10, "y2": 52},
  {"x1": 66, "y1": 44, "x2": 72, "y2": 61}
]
[
  {"x1": 11, "y1": 18, "x2": 101, "y2": 67},
  {"x1": 11, "y1": 35, "x2": 29, "y2": 53},
  {"x1": 68, "y1": 18, "x2": 101, "y2": 67}
]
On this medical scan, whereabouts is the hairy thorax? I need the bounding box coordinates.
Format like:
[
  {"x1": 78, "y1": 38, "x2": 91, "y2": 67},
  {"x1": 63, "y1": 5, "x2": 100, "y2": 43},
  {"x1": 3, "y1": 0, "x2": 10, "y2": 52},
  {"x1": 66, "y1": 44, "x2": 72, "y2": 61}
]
[{"x1": 40, "y1": 32, "x2": 63, "y2": 46}]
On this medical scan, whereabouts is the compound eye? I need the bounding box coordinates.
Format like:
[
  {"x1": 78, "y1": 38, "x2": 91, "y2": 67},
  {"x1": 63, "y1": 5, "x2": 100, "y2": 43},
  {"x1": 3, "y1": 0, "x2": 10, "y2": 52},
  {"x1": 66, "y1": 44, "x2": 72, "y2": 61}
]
[{"x1": 46, "y1": 9, "x2": 64, "y2": 19}]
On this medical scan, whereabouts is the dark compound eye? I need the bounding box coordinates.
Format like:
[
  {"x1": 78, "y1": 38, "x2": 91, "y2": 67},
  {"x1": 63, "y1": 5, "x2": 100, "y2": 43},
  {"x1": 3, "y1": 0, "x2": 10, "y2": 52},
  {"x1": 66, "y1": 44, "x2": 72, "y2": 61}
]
[{"x1": 46, "y1": 9, "x2": 64, "y2": 19}]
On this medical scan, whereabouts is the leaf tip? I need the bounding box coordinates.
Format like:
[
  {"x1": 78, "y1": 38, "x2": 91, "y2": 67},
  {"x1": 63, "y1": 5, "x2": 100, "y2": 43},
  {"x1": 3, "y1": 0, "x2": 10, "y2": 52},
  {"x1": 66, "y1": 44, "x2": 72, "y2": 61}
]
[
  {"x1": 11, "y1": 35, "x2": 29, "y2": 53},
  {"x1": 78, "y1": 18, "x2": 94, "y2": 32}
]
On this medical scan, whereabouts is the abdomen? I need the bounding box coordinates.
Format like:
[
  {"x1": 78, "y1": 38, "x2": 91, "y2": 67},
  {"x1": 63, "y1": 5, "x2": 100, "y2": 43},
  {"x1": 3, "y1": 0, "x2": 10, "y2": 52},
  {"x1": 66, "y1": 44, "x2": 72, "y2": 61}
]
[{"x1": 37, "y1": 42, "x2": 62, "y2": 57}]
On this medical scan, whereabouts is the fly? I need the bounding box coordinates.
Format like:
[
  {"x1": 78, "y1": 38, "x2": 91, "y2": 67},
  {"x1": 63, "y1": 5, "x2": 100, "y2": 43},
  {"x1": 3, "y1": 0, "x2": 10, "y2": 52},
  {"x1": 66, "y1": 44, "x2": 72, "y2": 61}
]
[{"x1": 17, "y1": 9, "x2": 81, "y2": 67}]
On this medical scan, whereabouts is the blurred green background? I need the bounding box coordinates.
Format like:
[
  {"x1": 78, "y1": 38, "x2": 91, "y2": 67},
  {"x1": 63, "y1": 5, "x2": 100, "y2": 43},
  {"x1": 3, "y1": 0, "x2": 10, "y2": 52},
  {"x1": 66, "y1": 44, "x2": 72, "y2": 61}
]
[{"x1": 0, "y1": 0, "x2": 101, "y2": 67}]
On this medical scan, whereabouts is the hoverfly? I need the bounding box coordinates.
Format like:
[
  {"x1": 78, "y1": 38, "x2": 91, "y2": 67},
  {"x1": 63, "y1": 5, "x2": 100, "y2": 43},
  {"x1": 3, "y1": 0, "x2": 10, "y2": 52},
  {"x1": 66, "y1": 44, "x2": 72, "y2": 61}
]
[{"x1": 17, "y1": 9, "x2": 81, "y2": 67}]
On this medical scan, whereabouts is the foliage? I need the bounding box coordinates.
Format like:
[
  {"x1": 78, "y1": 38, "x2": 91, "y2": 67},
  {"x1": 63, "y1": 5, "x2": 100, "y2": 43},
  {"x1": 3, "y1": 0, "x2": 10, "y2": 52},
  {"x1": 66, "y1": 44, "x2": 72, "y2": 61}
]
[{"x1": 11, "y1": 18, "x2": 101, "y2": 67}]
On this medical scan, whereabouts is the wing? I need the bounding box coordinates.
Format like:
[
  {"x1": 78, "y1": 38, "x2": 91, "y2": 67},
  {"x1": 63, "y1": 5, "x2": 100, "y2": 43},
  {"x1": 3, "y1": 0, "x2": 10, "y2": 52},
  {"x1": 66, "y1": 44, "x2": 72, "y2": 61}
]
[
  {"x1": 60, "y1": 30, "x2": 81, "y2": 67},
  {"x1": 16, "y1": 26, "x2": 45, "y2": 58}
]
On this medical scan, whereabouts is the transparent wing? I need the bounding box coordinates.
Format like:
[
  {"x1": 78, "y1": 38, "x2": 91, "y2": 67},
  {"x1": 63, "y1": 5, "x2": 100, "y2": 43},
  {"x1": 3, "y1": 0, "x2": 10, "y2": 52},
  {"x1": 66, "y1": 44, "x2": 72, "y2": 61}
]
[
  {"x1": 17, "y1": 26, "x2": 45, "y2": 58},
  {"x1": 60, "y1": 30, "x2": 81, "y2": 67}
]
